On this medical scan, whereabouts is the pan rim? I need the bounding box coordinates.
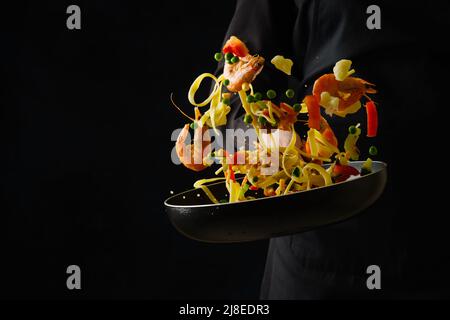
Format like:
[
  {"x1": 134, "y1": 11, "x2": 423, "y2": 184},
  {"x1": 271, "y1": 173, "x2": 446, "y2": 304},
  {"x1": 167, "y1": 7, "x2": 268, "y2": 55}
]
[{"x1": 164, "y1": 161, "x2": 387, "y2": 209}]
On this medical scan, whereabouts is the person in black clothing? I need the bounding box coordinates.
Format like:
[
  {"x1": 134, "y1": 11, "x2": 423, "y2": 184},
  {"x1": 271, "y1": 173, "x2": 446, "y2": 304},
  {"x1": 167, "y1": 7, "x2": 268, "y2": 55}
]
[{"x1": 221, "y1": 0, "x2": 450, "y2": 299}]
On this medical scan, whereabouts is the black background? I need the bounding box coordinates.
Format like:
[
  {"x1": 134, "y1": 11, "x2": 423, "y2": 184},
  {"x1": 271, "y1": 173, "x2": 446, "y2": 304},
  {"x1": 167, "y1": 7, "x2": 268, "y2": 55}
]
[
  {"x1": 2, "y1": 0, "x2": 450, "y2": 300},
  {"x1": 1, "y1": 0, "x2": 268, "y2": 299}
]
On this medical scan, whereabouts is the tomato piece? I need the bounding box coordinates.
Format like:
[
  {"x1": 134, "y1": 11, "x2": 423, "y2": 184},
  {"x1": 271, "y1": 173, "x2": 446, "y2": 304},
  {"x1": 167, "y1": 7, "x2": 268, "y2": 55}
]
[
  {"x1": 333, "y1": 164, "x2": 360, "y2": 176},
  {"x1": 222, "y1": 36, "x2": 249, "y2": 57}
]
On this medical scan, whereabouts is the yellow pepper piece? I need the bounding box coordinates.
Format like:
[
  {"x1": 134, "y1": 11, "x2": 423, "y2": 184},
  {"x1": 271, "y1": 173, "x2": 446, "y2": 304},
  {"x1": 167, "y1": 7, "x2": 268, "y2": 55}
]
[{"x1": 271, "y1": 55, "x2": 294, "y2": 75}]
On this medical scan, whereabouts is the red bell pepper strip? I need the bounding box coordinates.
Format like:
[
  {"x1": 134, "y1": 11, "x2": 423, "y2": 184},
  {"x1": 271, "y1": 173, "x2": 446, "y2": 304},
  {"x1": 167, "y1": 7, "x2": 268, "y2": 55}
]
[
  {"x1": 366, "y1": 101, "x2": 378, "y2": 137},
  {"x1": 228, "y1": 165, "x2": 236, "y2": 182},
  {"x1": 322, "y1": 128, "x2": 338, "y2": 147},
  {"x1": 279, "y1": 102, "x2": 296, "y2": 116},
  {"x1": 304, "y1": 95, "x2": 321, "y2": 130},
  {"x1": 222, "y1": 36, "x2": 249, "y2": 57},
  {"x1": 249, "y1": 185, "x2": 259, "y2": 191},
  {"x1": 305, "y1": 139, "x2": 311, "y2": 155}
]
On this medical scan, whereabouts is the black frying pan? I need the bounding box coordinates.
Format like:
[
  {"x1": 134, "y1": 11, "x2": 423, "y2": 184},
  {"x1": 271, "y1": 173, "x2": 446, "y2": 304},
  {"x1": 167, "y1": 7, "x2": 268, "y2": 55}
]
[{"x1": 164, "y1": 161, "x2": 387, "y2": 243}]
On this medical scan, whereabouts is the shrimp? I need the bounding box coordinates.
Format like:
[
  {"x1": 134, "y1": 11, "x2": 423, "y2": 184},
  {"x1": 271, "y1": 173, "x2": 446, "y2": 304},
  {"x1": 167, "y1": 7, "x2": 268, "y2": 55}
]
[
  {"x1": 224, "y1": 54, "x2": 265, "y2": 92},
  {"x1": 313, "y1": 74, "x2": 376, "y2": 110},
  {"x1": 176, "y1": 124, "x2": 211, "y2": 172}
]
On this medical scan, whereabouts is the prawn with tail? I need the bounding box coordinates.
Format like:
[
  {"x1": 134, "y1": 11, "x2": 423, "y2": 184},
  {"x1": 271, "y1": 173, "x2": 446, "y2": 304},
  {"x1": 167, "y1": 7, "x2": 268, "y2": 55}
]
[
  {"x1": 176, "y1": 123, "x2": 211, "y2": 172},
  {"x1": 313, "y1": 73, "x2": 376, "y2": 111}
]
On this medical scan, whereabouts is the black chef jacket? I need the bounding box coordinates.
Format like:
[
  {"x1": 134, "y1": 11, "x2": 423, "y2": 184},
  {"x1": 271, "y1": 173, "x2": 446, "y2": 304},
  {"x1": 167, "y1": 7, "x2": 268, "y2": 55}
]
[{"x1": 221, "y1": 0, "x2": 450, "y2": 299}]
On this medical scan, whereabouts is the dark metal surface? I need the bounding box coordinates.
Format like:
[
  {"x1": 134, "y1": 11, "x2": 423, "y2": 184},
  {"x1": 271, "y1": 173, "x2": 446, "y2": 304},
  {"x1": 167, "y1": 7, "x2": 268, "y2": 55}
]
[{"x1": 164, "y1": 161, "x2": 387, "y2": 243}]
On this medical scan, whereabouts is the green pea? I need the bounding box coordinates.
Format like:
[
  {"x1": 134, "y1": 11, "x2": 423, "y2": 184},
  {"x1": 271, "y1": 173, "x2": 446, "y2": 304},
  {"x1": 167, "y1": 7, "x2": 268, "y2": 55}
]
[
  {"x1": 214, "y1": 52, "x2": 223, "y2": 62},
  {"x1": 244, "y1": 114, "x2": 252, "y2": 124},
  {"x1": 225, "y1": 52, "x2": 234, "y2": 61},
  {"x1": 285, "y1": 89, "x2": 295, "y2": 98},
  {"x1": 369, "y1": 146, "x2": 378, "y2": 156},
  {"x1": 293, "y1": 103, "x2": 301, "y2": 112},
  {"x1": 231, "y1": 56, "x2": 239, "y2": 64},
  {"x1": 266, "y1": 89, "x2": 277, "y2": 99},
  {"x1": 254, "y1": 92, "x2": 263, "y2": 101},
  {"x1": 190, "y1": 122, "x2": 197, "y2": 130},
  {"x1": 258, "y1": 116, "x2": 267, "y2": 125},
  {"x1": 252, "y1": 176, "x2": 259, "y2": 183},
  {"x1": 222, "y1": 97, "x2": 231, "y2": 105},
  {"x1": 348, "y1": 125, "x2": 357, "y2": 134},
  {"x1": 223, "y1": 79, "x2": 230, "y2": 86},
  {"x1": 246, "y1": 95, "x2": 255, "y2": 103}
]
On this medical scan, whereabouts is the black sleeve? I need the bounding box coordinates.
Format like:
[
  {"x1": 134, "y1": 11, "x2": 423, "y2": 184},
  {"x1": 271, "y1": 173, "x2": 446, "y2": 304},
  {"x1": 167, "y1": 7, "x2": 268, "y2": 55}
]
[
  {"x1": 226, "y1": 0, "x2": 300, "y2": 89},
  {"x1": 224, "y1": 0, "x2": 297, "y2": 59},
  {"x1": 219, "y1": 0, "x2": 302, "y2": 129}
]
